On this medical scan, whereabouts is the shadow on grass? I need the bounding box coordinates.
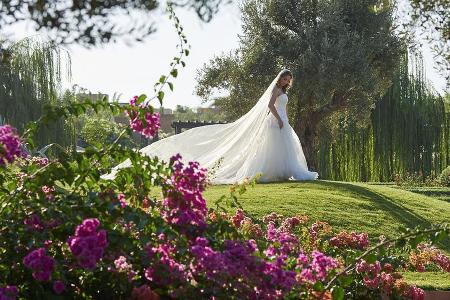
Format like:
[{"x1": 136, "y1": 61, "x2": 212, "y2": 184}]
[
  {"x1": 398, "y1": 189, "x2": 450, "y2": 203},
  {"x1": 314, "y1": 181, "x2": 450, "y2": 251}
]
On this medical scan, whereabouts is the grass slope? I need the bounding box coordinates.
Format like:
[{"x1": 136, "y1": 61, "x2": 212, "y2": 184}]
[{"x1": 204, "y1": 180, "x2": 450, "y2": 249}]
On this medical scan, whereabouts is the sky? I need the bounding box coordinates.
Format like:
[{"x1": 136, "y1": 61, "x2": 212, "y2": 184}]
[{"x1": 8, "y1": 1, "x2": 448, "y2": 109}]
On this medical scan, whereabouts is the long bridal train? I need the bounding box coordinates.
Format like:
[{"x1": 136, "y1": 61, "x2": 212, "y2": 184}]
[{"x1": 103, "y1": 70, "x2": 319, "y2": 184}]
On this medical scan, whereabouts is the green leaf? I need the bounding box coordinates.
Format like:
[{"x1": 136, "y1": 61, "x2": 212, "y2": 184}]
[
  {"x1": 313, "y1": 281, "x2": 324, "y2": 292},
  {"x1": 184, "y1": 49, "x2": 190, "y2": 56},
  {"x1": 159, "y1": 75, "x2": 166, "y2": 83},
  {"x1": 365, "y1": 253, "x2": 377, "y2": 264},
  {"x1": 332, "y1": 286, "x2": 345, "y2": 300},
  {"x1": 168, "y1": 82, "x2": 174, "y2": 91},
  {"x1": 339, "y1": 274, "x2": 354, "y2": 288},
  {"x1": 170, "y1": 69, "x2": 178, "y2": 78},
  {"x1": 157, "y1": 91, "x2": 165, "y2": 105}
]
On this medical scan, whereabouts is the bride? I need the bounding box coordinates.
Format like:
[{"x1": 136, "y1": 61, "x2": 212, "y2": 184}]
[{"x1": 105, "y1": 69, "x2": 319, "y2": 184}]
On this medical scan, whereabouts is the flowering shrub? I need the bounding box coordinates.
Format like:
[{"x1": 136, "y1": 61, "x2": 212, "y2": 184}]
[
  {"x1": 23, "y1": 248, "x2": 55, "y2": 282},
  {"x1": 408, "y1": 244, "x2": 450, "y2": 272},
  {"x1": 0, "y1": 136, "x2": 448, "y2": 299},
  {"x1": 67, "y1": 218, "x2": 108, "y2": 269},
  {"x1": 0, "y1": 12, "x2": 448, "y2": 299},
  {"x1": 126, "y1": 95, "x2": 161, "y2": 138},
  {"x1": 0, "y1": 125, "x2": 24, "y2": 166}
]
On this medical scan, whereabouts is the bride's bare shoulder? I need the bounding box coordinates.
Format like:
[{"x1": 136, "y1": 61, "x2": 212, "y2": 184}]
[{"x1": 272, "y1": 86, "x2": 282, "y2": 96}]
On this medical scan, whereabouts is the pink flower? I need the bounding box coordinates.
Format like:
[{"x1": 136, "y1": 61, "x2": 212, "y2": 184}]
[
  {"x1": 126, "y1": 96, "x2": 160, "y2": 138},
  {"x1": 406, "y1": 285, "x2": 425, "y2": 300},
  {"x1": 363, "y1": 276, "x2": 379, "y2": 288},
  {"x1": 42, "y1": 185, "x2": 55, "y2": 201},
  {"x1": 52, "y1": 280, "x2": 65, "y2": 294},
  {"x1": 24, "y1": 214, "x2": 44, "y2": 231},
  {"x1": 0, "y1": 285, "x2": 18, "y2": 300},
  {"x1": 161, "y1": 155, "x2": 208, "y2": 232},
  {"x1": 131, "y1": 284, "x2": 160, "y2": 300},
  {"x1": 329, "y1": 231, "x2": 369, "y2": 250},
  {"x1": 355, "y1": 259, "x2": 368, "y2": 274},
  {"x1": 0, "y1": 125, "x2": 24, "y2": 166},
  {"x1": 67, "y1": 218, "x2": 108, "y2": 269},
  {"x1": 231, "y1": 209, "x2": 245, "y2": 228},
  {"x1": 23, "y1": 248, "x2": 54, "y2": 282},
  {"x1": 117, "y1": 193, "x2": 127, "y2": 208},
  {"x1": 29, "y1": 156, "x2": 49, "y2": 167}
]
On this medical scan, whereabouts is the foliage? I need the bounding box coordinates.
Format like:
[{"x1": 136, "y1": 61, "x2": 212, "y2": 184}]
[
  {"x1": 0, "y1": 0, "x2": 229, "y2": 47},
  {"x1": 173, "y1": 105, "x2": 226, "y2": 122},
  {"x1": 393, "y1": 172, "x2": 442, "y2": 188},
  {"x1": 0, "y1": 38, "x2": 75, "y2": 152},
  {"x1": 316, "y1": 52, "x2": 449, "y2": 182},
  {"x1": 80, "y1": 118, "x2": 135, "y2": 149},
  {"x1": 440, "y1": 166, "x2": 450, "y2": 187},
  {"x1": 195, "y1": 0, "x2": 402, "y2": 170},
  {"x1": 407, "y1": 0, "x2": 450, "y2": 82}
]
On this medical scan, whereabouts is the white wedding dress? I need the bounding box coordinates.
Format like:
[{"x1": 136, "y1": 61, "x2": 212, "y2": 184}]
[{"x1": 103, "y1": 70, "x2": 319, "y2": 184}]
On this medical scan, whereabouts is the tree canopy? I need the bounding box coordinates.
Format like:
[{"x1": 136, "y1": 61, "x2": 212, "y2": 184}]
[
  {"x1": 196, "y1": 0, "x2": 402, "y2": 169},
  {"x1": 0, "y1": 0, "x2": 228, "y2": 47}
]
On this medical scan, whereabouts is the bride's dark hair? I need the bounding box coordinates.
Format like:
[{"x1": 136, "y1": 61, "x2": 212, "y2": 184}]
[{"x1": 277, "y1": 69, "x2": 293, "y2": 93}]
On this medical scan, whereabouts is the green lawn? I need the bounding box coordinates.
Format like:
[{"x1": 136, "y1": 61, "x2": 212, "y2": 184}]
[
  {"x1": 203, "y1": 180, "x2": 450, "y2": 250},
  {"x1": 402, "y1": 272, "x2": 450, "y2": 290}
]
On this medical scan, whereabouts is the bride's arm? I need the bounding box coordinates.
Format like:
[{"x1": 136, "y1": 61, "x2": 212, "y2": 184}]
[{"x1": 268, "y1": 87, "x2": 284, "y2": 128}]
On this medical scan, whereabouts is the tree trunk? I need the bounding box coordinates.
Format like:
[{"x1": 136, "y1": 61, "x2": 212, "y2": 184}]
[
  {"x1": 294, "y1": 112, "x2": 320, "y2": 172},
  {"x1": 294, "y1": 91, "x2": 347, "y2": 172}
]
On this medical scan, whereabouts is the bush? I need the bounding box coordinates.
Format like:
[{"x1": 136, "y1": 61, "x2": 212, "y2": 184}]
[{"x1": 439, "y1": 166, "x2": 450, "y2": 187}]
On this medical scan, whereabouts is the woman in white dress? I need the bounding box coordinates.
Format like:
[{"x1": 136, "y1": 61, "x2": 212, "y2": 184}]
[{"x1": 104, "y1": 69, "x2": 318, "y2": 184}]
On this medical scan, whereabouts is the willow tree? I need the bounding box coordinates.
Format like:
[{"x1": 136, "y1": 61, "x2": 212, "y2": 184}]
[
  {"x1": 317, "y1": 52, "x2": 449, "y2": 181},
  {"x1": 195, "y1": 0, "x2": 402, "y2": 170},
  {"x1": 0, "y1": 38, "x2": 74, "y2": 150}
]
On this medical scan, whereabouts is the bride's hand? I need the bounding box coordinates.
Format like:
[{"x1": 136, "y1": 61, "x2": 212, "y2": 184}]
[{"x1": 278, "y1": 119, "x2": 284, "y2": 129}]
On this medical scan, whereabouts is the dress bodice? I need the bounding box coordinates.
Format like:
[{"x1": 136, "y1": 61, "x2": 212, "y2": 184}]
[{"x1": 275, "y1": 93, "x2": 289, "y2": 121}]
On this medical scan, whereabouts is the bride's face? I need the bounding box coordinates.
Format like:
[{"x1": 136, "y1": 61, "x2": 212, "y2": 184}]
[{"x1": 278, "y1": 75, "x2": 292, "y2": 88}]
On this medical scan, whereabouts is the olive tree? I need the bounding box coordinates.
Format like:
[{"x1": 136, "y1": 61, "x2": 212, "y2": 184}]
[{"x1": 196, "y1": 0, "x2": 402, "y2": 169}]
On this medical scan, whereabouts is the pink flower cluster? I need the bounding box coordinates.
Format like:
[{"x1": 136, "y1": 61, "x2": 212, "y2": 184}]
[
  {"x1": 114, "y1": 256, "x2": 136, "y2": 281},
  {"x1": 24, "y1": 214, "x2": 44, "y2": 231},
  {"x1": 52, "y1": 280, "x2": 65, "y2": 294},
  {"x1": 410, "y1": 244, "x2": 450, "y2": 272},
  {"x1": 42, "y1": 185, "x2": 55, "y2": 201},
  {"x1": 162, "y1": 154, "x2": 208, "y2": 230},
  {"x1": 190, "y1": 237, "x2": 297, "y2": 299},
  {"x1": 329, "y1": 231, "x2": 369, "y2": 250},
  {"x1": 145, "y1": 234, "x2": 188, "y2": 285},
  {"x1": 67, "y1": 218, "x2": 108, "y2": 269},
  {"x1": 355, "y1": 259, "x2": 424, "y2": 299},
  {"x1": 0, "y1": 125, "x2": 24, "y2": 166},
  {"x1": 0, "y1": 285, "x2": 18, "y2": 300},
  {"x1": 356, "y1": 260, "x2": 382, "y2": 288},
  {"x1": 23, "y1": 248, "x2": 55, "y2": 282},
  {"x1": 404, "y1": 284, "x2": 425, "y2": 300},
  {"x1": 265, "y1": 221, "x2": 300, "y2": 257},
  {"x1": 126, "y1": 96, "x2": 160, "y2": 138},
  {"x1": 29, "y1": 156, "x2": 49, "y2": 167},
  {"x1": 296, "y1": 251, "x2": 338, "y2": 283},
  {"x1": 131, "y1": 284, "x2": 160, "y2": 300}
]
